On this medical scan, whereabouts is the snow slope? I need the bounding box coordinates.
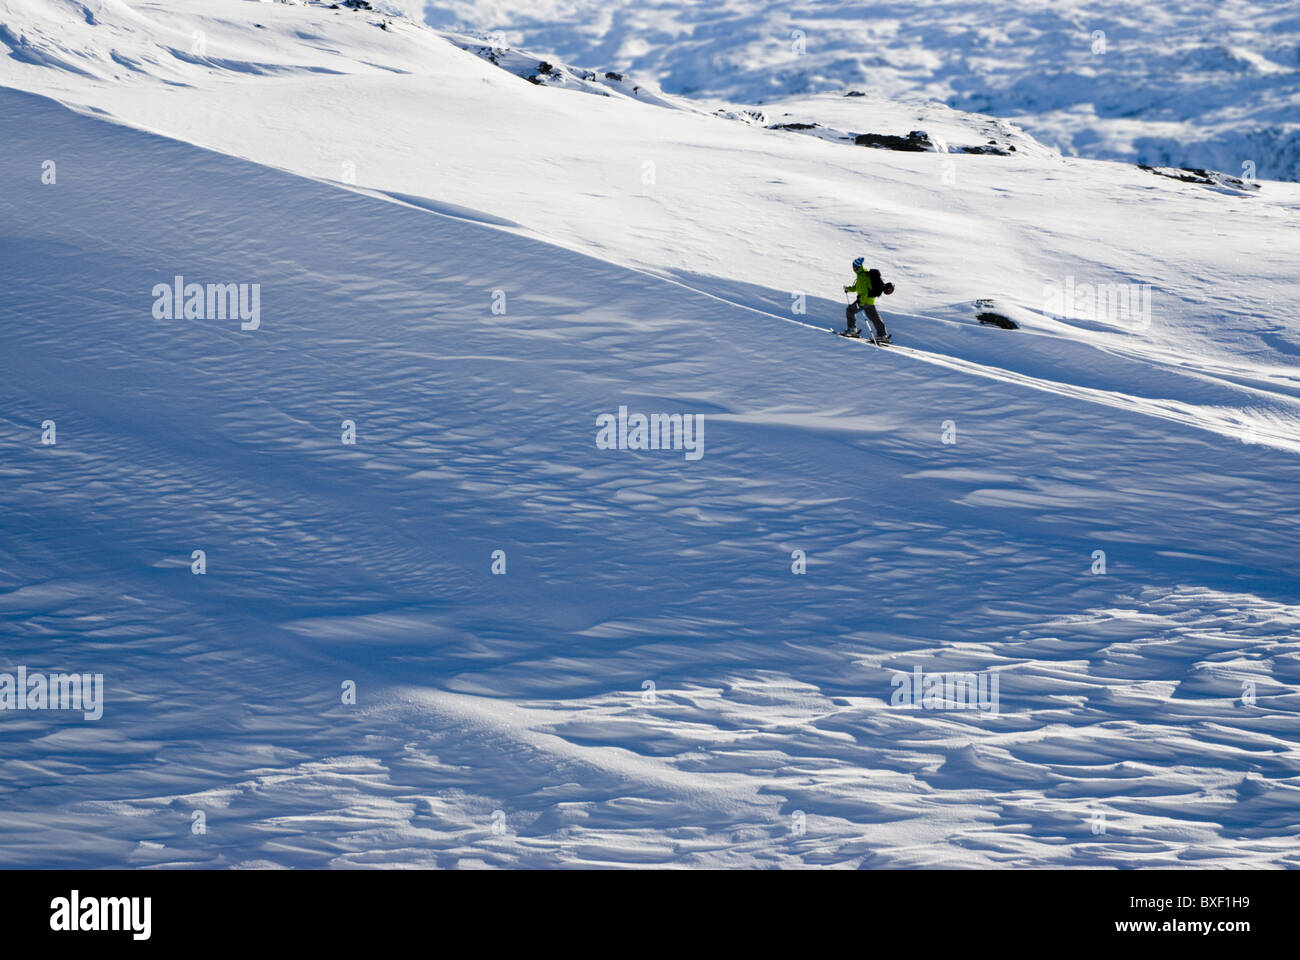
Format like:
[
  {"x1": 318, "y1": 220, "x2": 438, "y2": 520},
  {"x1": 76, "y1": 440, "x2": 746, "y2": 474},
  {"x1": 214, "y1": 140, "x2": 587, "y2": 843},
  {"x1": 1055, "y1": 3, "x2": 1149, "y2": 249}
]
[
  {"x1": 1, "y1": 0, "x2": 1299, "y2": 868},
  {"x1": 423, "y1": 0, "x2": 1300, "y2": 181}
]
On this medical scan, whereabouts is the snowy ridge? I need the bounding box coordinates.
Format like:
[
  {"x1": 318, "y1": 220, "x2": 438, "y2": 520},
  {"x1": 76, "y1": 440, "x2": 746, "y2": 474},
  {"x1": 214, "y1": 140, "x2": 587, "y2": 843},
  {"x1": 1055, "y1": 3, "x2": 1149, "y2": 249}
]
[
  {"x1": 439, "y1": 28, "x2": 1058, "y2": 161},
  {"x1": 423, "y1": 0, "x2": 1300, "y2": 181},
  {"x1": 438, "y1": 29, "x2": 708, "y2": 112},
  {"x1": 1, "y1": 0, "x2": 1299, "y2": 868}
]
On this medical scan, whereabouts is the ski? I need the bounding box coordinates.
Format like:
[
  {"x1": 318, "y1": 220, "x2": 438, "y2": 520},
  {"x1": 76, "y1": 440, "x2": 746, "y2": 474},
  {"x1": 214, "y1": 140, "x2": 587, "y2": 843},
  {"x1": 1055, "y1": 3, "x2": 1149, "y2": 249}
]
[{"x1": 831, "y1": 327, "x2": 891, "y2": 346}]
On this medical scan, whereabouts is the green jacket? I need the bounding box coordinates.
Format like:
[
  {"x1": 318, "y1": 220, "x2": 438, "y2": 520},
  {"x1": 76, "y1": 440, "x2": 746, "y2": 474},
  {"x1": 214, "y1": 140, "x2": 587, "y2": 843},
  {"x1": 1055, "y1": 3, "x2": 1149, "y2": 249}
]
[{"x1": 844, "y1": 267, "x2": 876, "y2": 306}]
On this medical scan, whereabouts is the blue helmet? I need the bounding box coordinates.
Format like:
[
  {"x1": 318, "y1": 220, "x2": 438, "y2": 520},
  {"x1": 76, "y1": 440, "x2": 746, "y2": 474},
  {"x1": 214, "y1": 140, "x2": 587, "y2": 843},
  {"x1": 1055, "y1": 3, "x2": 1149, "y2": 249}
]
[{"x1": 852, "y1": 256, "x2": 865, "y2": 270}]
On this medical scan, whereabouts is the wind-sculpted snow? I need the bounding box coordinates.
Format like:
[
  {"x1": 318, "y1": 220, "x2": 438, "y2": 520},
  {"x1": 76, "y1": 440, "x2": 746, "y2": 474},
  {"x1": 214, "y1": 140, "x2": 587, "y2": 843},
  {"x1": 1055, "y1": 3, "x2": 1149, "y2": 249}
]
[
  {"x1": 424, "y1": 0, "x2": 1300, "y2": 182},
  {"x1": 1, "y1": 1, "x2": 1299, "y2": 869}
]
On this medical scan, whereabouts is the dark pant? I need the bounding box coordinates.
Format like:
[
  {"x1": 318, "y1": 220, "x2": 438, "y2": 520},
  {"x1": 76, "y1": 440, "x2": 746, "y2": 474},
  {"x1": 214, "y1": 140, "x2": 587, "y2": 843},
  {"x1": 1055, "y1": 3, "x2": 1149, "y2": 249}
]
[{"x1": 846, "y1": 301, "x2": 887, "y2": 338}]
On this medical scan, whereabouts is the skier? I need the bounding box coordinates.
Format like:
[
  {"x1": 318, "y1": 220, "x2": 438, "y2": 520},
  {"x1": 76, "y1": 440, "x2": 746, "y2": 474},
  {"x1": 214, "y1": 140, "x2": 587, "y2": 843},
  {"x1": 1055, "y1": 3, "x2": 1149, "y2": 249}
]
[{"x1": 843, "y1": 257, "x2": 895, "y2": 342}]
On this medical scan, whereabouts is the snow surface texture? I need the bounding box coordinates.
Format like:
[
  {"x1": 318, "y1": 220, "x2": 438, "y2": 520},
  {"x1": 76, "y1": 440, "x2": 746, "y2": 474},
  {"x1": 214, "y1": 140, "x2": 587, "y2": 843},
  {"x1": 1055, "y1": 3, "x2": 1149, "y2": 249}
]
[
  {"x1": 1, "y1": 0, "x2": 1299, "y2": 868},
  {"x1": 423, "y1": 0, "x2": 1300, "y2": 182}
]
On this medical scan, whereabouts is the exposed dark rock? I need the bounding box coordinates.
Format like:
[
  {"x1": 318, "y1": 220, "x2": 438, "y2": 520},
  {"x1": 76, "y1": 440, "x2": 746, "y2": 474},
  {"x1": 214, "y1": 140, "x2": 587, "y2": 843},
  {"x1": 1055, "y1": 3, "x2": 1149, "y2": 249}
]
[
  {"x1": 1138, "y1": 164, "x2": 1259, "y2": 191},
  {"x1": 974, "y1": 299, "x2": 1018, "y2": 329},
  {"x1": 854, "y1": 130, "x2": 933, "y2": 151},
  {"x1": 958, "y1": 143, "x2": 1012, "y2": 155},
  {"x1": 769, "y1": 122, "x2": 818, "y2": 131}
]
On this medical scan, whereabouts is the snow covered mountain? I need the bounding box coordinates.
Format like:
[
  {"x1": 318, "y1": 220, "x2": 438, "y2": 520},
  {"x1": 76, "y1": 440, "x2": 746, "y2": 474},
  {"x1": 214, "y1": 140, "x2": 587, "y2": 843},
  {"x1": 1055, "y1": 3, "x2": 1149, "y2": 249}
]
[
  {"x1": 423, "y1": 0, "x2": 1300, "y2": 181},
  {"x1": 1, "y1": 0, "x2": 1299, "y2": 869}
]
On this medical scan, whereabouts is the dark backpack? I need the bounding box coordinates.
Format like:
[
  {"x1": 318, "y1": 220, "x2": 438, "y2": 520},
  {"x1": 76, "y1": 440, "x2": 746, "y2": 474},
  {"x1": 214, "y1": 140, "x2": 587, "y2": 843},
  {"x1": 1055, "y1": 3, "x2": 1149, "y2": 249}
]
[{"x1": 867, "y1": 268, "x2": 885, "y2": 298}]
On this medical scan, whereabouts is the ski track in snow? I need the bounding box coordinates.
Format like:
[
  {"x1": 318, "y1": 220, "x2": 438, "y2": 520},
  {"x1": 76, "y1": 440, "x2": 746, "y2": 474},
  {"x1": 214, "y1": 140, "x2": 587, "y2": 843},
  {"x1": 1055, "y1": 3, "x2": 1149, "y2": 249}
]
[{"x1": 0, "y1": 1, "x2": 1298, "y2": 869}]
